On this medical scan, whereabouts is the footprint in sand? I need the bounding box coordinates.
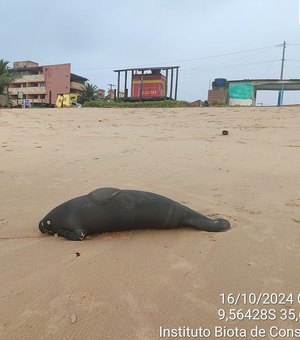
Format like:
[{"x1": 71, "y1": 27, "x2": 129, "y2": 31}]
[
  {"x1": 167, "y1": 254, "x2": 193, "y2": 271},
  {"x1": 235, "y1": 206, "x2": 262, "y2": 215},
  {"x1": 122, "y1": 148, "x2": 136, "y2": 153},
  {"x1": 286, "y1": 199, "x2": 300, "y2": 207},
  {"x1": 0, "y1": 219, "x2": 8, "y2": 230},
  {"x1": 0, "y1": 323, "x2": 7, "y2": 330}
]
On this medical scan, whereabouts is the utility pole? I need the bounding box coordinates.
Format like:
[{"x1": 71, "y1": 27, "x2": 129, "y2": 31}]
[
  {"x1": 107, "y1": 84, "x2": 116, "y2": 100},
  {"x1": 277, "y1": 41, "x2": 286, "y2": 106},
  {"x1": 108, "y1": 84, "x2": 115, "y2": 91}
]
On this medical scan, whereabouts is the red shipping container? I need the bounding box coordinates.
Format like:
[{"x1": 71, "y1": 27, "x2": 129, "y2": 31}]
[{"x1": 132, "y1": 74, "x2": 166, "y2": 97}]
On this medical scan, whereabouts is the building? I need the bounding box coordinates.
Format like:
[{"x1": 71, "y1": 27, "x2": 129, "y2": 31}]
[
  {"x1": 98, "y1": 88, "x2": 106, "y2": 98},
  {"x1": 227, "y1": 79, "x2": 300, "y2": 106},
  {"x1": 208, "y1": 78, "x2": 300, "y2": 106},
  {"x1": 107, "y1": 89, "x2": 115, "y2": 100},
  {"x1": 9, "y1": 61, "x2": 88, "y2": 106}
]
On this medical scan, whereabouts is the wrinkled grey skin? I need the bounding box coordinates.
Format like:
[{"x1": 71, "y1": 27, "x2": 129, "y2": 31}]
[{"x1": 39, "y1": 187, "x2": 230, "y2": 241}]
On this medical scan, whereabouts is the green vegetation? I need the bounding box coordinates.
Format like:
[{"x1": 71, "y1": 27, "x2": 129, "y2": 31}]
[
  {"x1": 82, "y1": 99, "x2": 190, "y2": 108},
  {"x1": 78, "y1": 82, "x2": 190, "y2": 108},
  {"x1": 0, "y1": 59, "x2": 15, "y2": 94},
  {"x1": 78, "y1": 83, "x2": 99, "y2": 103},
  {"x1": 211, "y1": 101, "x2": 228, "y2": 106}
]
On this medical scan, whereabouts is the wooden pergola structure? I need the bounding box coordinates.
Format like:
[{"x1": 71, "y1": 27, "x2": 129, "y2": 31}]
[{"x1": 113, "y1": 66, "x2": 179, "y2": 101}]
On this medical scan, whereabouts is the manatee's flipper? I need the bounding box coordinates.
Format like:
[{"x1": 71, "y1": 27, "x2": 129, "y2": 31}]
[
  {"x1": 57, "y1": 229, "x2": 86, "y2": 241},
  {"x1": 88, "y1": 187, "x2": 121, "y2": 206}
]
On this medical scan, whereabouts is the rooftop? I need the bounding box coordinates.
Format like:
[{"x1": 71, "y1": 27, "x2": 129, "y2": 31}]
[
  {"x1": 228, "y1": 78, "x2": 300, "y2": 91},
  {"x1": 11, "y1": 61, "x2": 88, "y2": 82},
  {"x1": 114, "y1": 66, "x2": 180, "y2": 72}
]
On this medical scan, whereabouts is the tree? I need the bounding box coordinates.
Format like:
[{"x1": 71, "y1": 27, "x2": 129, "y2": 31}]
[
  {"x1": 0, "y1": 59, "x2": 14, "y2": 94},
  {"x1": 78, "y1": 83, "x2": 99, "y2": 103}
]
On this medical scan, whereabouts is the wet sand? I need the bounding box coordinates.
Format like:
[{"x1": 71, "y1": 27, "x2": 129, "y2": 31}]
[{"x1": 0, "y1": 106, "x2": 299, "y2": 339}]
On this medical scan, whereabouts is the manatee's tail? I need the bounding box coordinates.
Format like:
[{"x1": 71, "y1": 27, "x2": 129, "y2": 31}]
[{"x1": 182, "y1": 208, "x2": 231, "y2": 232}]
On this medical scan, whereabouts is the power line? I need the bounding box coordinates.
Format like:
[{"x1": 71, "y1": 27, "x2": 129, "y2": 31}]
[
  {"x1": 151, "y1": 44, "x2": 280, "y2": 64},
  {"x1": 72, "y1": 44, "x2": 279, "y2": 72},
  {"x1": 182, "y1": 47, "x2": 278, "y2": 72},
  {"x1": 260, "y1": 47, "x2": 283, "y2": 78},
  {"x1": 180, "y1": 59, "x2": 281, "y2": 76}
]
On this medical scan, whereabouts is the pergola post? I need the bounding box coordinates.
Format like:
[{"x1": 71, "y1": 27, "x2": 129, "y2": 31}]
[
  {"x1": 117, "y1": 71, "x2": 120, "y2": 100},
  {"x1": 124, "y1": 70, "x2": 128, "y2": 98},
  {"x1": 131, "y1": 70, "x2": 134, "y2": 97},
  {"x1": 170, "y1": 68, "x2": 174, "y2": 99},
  {"x1": 139, "y1": 70, "x2": 144, "y2": 100},
  {"x1": 174, "y1": 67, "x2": 179, "y2": 100},
  {"x1": 165, "y1": 69, "x2": 168, "y2": 100}
]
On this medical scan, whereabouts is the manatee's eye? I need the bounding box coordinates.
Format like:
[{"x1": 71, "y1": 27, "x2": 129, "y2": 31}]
[{"x1": 47, "y1": 220, "x2": 51, "y2": 225}]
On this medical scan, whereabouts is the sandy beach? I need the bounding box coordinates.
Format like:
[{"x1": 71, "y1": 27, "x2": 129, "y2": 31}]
[{"x1": 0, "y1": 106, "x2": 299, "y2": 340}]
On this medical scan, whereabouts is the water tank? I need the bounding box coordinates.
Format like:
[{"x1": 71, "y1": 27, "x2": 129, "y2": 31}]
[{"x1": 214, "y1": 78, "x2": 227, "y2": 87}]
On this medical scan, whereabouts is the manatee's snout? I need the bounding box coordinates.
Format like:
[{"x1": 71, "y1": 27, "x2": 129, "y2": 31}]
[
  {"x1": 39, "y1": 220, "x2": 55, "y2": 235},
  {"x1": 39, "y1": 220, "x2": 46, "y2": 233}
]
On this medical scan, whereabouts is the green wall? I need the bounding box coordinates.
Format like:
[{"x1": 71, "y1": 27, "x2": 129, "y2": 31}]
[{"x1": 229, "y1": 82, "x2": 254, "y2": 99}]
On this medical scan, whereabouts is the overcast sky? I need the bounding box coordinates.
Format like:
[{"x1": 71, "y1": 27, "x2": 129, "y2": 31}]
[{"x1": 2, "y1": 0, "x2": 300, "y2": 104}]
